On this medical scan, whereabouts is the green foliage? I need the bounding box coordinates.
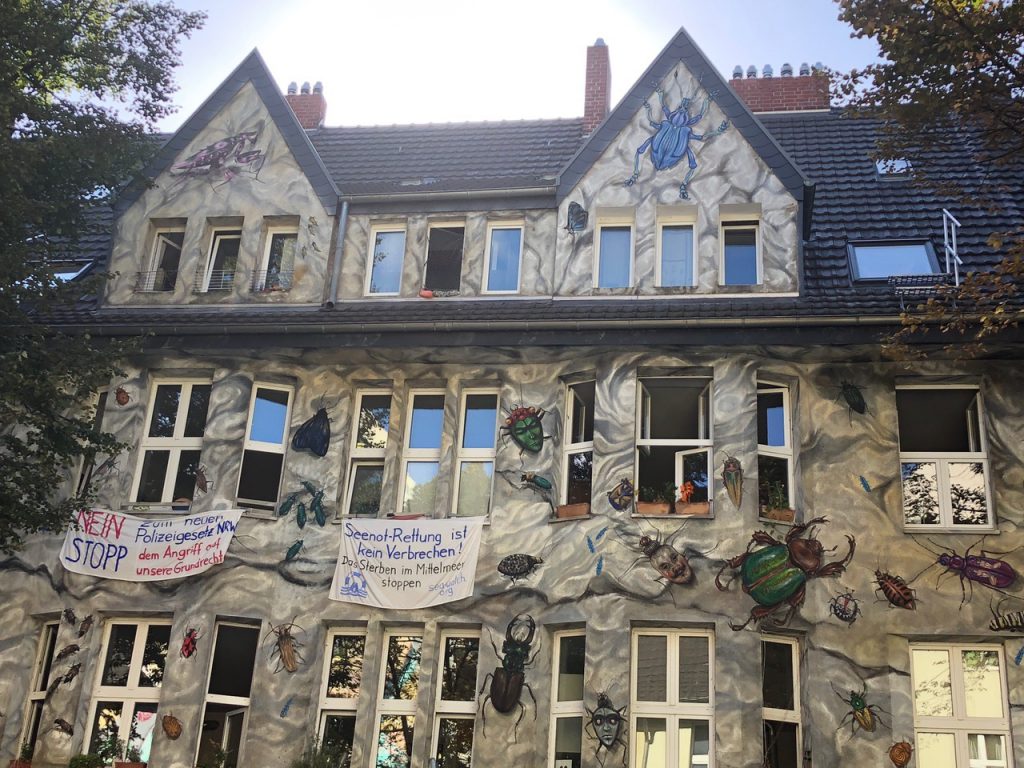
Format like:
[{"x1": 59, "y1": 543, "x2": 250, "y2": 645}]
[
  {"x1": 834, "y1": 0, "x2": 1024, "y2": 356},
  {"x1": 289, "y1": 737, "x2": 347, "y2": 768},
  {"x1": 19, "y1": 739, "x2": 33, "y2": 760},
  {"x1": 639, "y1": 481, "x2": 677, "y2": 503},
  {"x1": 0, "y1": 0, "x2": 204, "y2": 552},
  {"x1": 69, "y1": 756, "x2": 105, "y2": 768}
]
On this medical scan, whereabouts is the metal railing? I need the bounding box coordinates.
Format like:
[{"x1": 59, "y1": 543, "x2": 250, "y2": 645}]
[
  {"x1": 251, "y1": 270, "x2": 294, "y2": 293},
  {"x1": 133, "y1": 270, "x2": 177, "y2": 293},
  {"x1": 194, "y1": 269, "x2": 235, "y2": 293}
]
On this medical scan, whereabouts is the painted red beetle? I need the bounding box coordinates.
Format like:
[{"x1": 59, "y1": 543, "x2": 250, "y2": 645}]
[
  {"x1": 875, "y1": 570, "x2": 917, "y2": 610},
  {"x1": 180, "y1": 626, "x2": 201, "y2": 658}
]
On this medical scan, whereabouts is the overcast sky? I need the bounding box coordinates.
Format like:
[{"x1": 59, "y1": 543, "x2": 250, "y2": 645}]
[{"x1": 156, "y1": 0, "x2": 881, "y2": 131}]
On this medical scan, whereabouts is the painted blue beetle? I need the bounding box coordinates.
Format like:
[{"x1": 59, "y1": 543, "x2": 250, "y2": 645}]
[{"x1": 625, "y1": 86, "x2": 729, "y2": 199}]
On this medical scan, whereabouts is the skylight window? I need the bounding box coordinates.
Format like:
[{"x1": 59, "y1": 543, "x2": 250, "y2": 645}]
[
  {"x1": 876, "y1": 157, "x2": 912, "y2": 176},
  {"x1": 849, "y1": 241, "x2": 939, "y2": 280}
]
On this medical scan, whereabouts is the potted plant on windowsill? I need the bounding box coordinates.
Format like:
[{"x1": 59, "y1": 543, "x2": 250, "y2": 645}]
[
  {"x1": 759, "y1": 480, "x2": 795, "y2": 523},
  {"x1": 114, "y1": 744, "x2": 146, "y2": 768},
  {"x1": 554, "y1": 500, "x2": 590, "y2": 519},
  {"x1": 68, "y1": 756, "x2": 104, "y2": 768},
  {"x1": 9, "y1": 740, "x2": 32, "y2": 768},
  {"x1": 636, "y1": 482, "x2": 676, "y2": 516},
  {"x1": 675, "y1": 480, "x2": 711, "y2": 517}
]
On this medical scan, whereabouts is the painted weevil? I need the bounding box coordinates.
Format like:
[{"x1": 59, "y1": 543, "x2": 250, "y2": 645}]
[
  {"x1": 875, "y1": 569, "x2": 917, "y2": 610},
  {"x1": 832, "y1": 681, "x2": 888, "y2": 735},
  {"x1": 624, "y1": 84, "x2": 728, "y2": 199},
  {"x1": 497, "y1": 553, "x2": 544, "y2": 583},
  {"x1": 62, "y1": 608, "x2": 76, "y2": 625},
  {"x1": 910, "y1": 536, "x2": 1017, "y2": 607},
  {"x1": 716, "y1": 517, "x2": 855, "y2": 630},
  {"x1": 479, "y1": 614, "x2": 539, "y2": 736}
]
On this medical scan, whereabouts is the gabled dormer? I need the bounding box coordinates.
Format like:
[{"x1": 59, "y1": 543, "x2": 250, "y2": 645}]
[
  {"x1": 553, "y1": 27, "x2": 812, "y2": 297},
  {"x1": 104, "y1": 49, "x2": 337, "y2": 308}
]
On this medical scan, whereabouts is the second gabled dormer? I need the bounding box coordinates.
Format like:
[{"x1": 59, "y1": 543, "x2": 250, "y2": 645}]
[{"x1": 104, "y1": 50, "x2": 337, "y2": 308}]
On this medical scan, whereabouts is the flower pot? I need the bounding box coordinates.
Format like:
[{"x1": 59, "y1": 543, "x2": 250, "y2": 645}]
[
  {"x1": 114, "y1": 762, "x2": 146, "y2": 768},
  {"x1": 761, "y1": 507, "x2": 796, "y2": 523},
  {"x1": 675, "y1": 501, "x2": 711, "y2": 517},
  {"x1": 636, "y1": 501, "x2": 673, "y2": 516},
  {"x1": 9, "y1": 759, "x2": 31, "y2": 768},
  {"x1": 555, "y1": 502, "x2": 590, "y2": 519}
]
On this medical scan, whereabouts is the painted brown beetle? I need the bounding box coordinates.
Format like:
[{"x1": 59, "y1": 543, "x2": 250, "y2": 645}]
[
  {"x1": 479, "y1": 613, "x2": 539, "y2": 736},
  {"x1": 833, "y1": 681, "x2": 888, "y2": 735},
  {"x1": 875, "y1": 569, "x2": 917, "y2": 610},
  {"x1": 265, "y1": 620, "x2": 305, "y2": 673}
]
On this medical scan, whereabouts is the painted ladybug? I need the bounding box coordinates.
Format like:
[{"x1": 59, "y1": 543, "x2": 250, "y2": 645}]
[{"x1": 180, "y1": 626, "x2": 201, "y2": 659}]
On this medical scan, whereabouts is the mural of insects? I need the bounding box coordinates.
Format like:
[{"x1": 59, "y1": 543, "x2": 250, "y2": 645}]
[
  {"x1": 479, "y1": 614, "x2": 540, "y2": 736},
  {"x1": 989, "y1": 598, "x2": 1024, "y2": 632},
  {"x1": 832, "y1": 681, "x2": 888, "y2": 735},
  {"x1": 586, "y1": 692, "x2": 628, "y2": 766},
  {"x1": 62, "y1": 608, "x2": 77, "y2": 625},
  {"x1": 910, "y1": 536, "x2": 1017, "y2": 607},
  {"x1": 564, "y1": 201, "x2": 589, "y2": 237},
  {"x1": 836, "y1": 380, "x2": 868, "y2": 418},
  {"x1": 180, "y1": 626, "x2": 201, "y2": 659},
  {"x1": 115, "y1": 386, "x2": 131, "y2": 406},
  {"x1": 828, "y1": 590, "x2": 861, "y2": 625},
  {"x1": 52, "y1": 717, "x2": 74, "y2": 736},
  {"x1": 284, "y1": 539, "x2": 304, "y2": 562},
  {"x1": 265, "y1": 620, "x2": 305, "y2": 673},
  {"x1": 170, "y1": 129, "x2": 266, "y2": 184},
  {"x1": 624, "y1": 82, "x2": 729, "y2": 199},
  {"x1": 500, "y1": 403, "x2": 548, "y2": 454},
  {"x1": 77, "y1": 614, "x2": 94, "y2": 638},
  {"x1": 497, "y1": 553, "x2": 544, "y2": 584},
  {"x1": 716, "y1": 517, "x2": 855, "y2": 630},
  {"x1": 53, "y1": 643, "x2": 80, "y2": 665},
  {"x1": 162, "y1": 714, "x2": 183, "y2": 740},
  {"x1": 623, "y1": 521, "x2": 695, "y2": 586},
  {"x1": 608, "y1": 478, "x2": 635, "y2": 512},
  {"x1": 721, "y1": 454, "x2": 743, "y2": 508},
  {"x1": 888, "y1": 739, "x2": 914, "y2": 768},
  {"x1": 875, "y1": 569, "x2": 917, "y2": 610},
  {"x1": 587, "y1": 526, "x2": 609, "y2": 576},
  {"x1": 61, "y1": 663, "x2": 81, "y2": 685},
  {"x1": 292, "y1": 400, "x2": 333, "y2": 457}
]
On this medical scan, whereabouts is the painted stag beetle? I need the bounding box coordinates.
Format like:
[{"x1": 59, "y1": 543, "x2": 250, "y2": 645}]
[
  {"x1": 624, "y1": 85, "x2": 729, "y2": 199},
  {"x1": 716, "y1": 516, "x2": 855, "y2": 630},
  {"x1": 479, "y1": 613, "x2": 539, "y2": 736}
]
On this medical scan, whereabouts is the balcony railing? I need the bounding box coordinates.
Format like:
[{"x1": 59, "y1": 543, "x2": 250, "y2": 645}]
[
  {"x1": 194, "y1": 269, "x2": 235, "y2": 293},
  {"x1": 134, "y1": 270, "x2": 177, "y2": 293},
  {"x1": 251, "y1": 270, "x2": 293, "y2": 293}
]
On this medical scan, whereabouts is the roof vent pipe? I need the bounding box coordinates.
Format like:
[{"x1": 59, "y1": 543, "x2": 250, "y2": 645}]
[
  {"x1": 300, "y1": 81, "x2": 311, "y2": 94},
  {"x1": 732, "y1": 65, "x2": 743, "y2": 78},
  {"x1": 781, "y1": 62, "x2": 793, "y2": 77},
  {"x1": 313, "y1": 81, "x2": 323, "y2": 94},
  {"x1": 746, "y1": 65, "x2": 757, "y2": 78},
  {"x1": 762, "y1": 64, "x2": 773, "y2": 78},
  {"x1": 287, "y1": 81, "x2": 298, "y2": 94},
  {"x1": 799, "y1": 62, "x2": 810, "y2": 76}
]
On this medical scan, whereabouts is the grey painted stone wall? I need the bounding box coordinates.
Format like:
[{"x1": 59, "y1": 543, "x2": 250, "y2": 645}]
[{"x1": 1, "y1": 345, "x2": 1022, "y2": 768}]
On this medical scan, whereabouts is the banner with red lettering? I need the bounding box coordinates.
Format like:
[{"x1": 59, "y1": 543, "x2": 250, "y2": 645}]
[{"x1": 59, "y1": 509, "x2": 243, "y2": 581}]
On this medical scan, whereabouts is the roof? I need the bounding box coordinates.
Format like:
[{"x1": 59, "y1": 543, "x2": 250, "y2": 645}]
[
  {"x1": 309, "y1": 120, "x2": 584, "y2": 196},
  {"x1": 116, "y1": 49, "x2": 338, "y2": 213},
  {"x1": 556, "y1": 26, "x2": 811, "y2": 206}
]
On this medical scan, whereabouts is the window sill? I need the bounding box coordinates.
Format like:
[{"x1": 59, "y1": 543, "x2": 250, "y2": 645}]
[{"x1": 903, "y1": 525, "x2": 999, "y2": 535}]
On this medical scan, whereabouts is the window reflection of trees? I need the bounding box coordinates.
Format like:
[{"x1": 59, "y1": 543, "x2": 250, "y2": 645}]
[
  {"x1": 376, "y1": 715, "x2": 413, "y2": 768},
  {"x1": 384, "y1": 637, "x2": 421, "y2": 700},
  {"x1": 951, "y1": 463, "x2": 987, "y2": 525},
  {"x1": 442, "y1": 638, "x2": 479, "y2": 700},
  {"x1": 328, "y1": 636, "x2": 365, "y2": 698},
  {"x1": 902, "y1": 462, "x2": 940, "y2": 524}
]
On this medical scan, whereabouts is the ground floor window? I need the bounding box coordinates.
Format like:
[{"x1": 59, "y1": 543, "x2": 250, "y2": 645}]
[
  {"x1": 549, "y1": 630, "x2": 586, "y2": 767},
  {"x1": 630, "y1": 629, "x2": 713, "y2": 768},
  {"x1": 432, "y1": 631, "x2": 480, "y2": 767},
  {"x1": 911, "y1": 643, "x2": 1012, "y2": 767},
  {"x1": 761, "y1": 636, "x2": 800, "y2": 768},
  {"x1": 318, "y1": 630, "x2": 366, "y2": 767},
  {"x1": 196, "y1": 623, "x2": 260, "y2": 768},
  {"x1": 22, "y1": 622, "x2": 59, "y2": 758}
]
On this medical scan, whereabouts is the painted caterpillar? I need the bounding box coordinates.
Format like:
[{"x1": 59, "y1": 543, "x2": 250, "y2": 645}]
[{"x1": 989, "y1": 605, "x2": 1024, "y2": 633}]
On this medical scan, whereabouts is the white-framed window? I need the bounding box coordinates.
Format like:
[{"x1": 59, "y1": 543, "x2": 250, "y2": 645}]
[
  {"x1": 376, "y1": 631, "x2": 423, "y2": 768},
  {"x1": 452, "y1": 391, "x2": 499, "y2": 518},
  {"x1": 77, "y1": 388, "x2": 110, "y2": 497},
  {"x1": 317, "y1": 629, "x2": 366, "y2": 767},
  {"x1": 344, "y1": 390, "x2": 392, "y2": 517},
  {"x1": 630, "y1": 628, "x2": 714, "y2": 768},
  {"x1": 424, "y1": 224, "x2": 464, "y2": 292},
  {"x1": 911, "y1": 643, "x2": 1012, "y2": 767},
  {"x1": 762, "y1": 636, "x2": 801, "y2": 768},
  {"x1": 483, "y1": 223, "x2": 523, "y2": 293},
  {"x1": 86, "y1": 619, "x2": 171, "y2": 762},
  {"x1": 132, "y1": 380, "x2": 212, "y2": 505},
  {"x1": 255, "y1": 227, "x2": 297, "y2": 292},
  {"x1": 657, "y1": 213, "x2": 696, "y2": 288},
  {"x1": 636, "y1": 378, "x2": 712, "y2": 515},
  {"x1": 400, "y1": 390, "x2": 445, "y2": 516},
  {"x1": 366, "y1": 227, "x2": 406, "y2": 296},
  {"x1": 849, "y1": 241, "x2": 938, "y2": 280},
  {"x1": 138, "y1": 227, "x2": 184, "y2": 292},
  {"x1": 720, "y1": 220, "x2": 760, "y2": 286},
  {"x1": 757, "y1": 381, "x2": 794, "y2": 516},
  {"x1": 563, "y1": 381, "x2": 595, "y2": 506},
  {"x1": 236, "y1": 384, "x2": 292, "y2": 510},
  {"x1": 432, "y1": 631, "x2": 480, "y2": 768},
  {"x1": 202, "y1": 229, "x2": 242, "y2": 292},
  {"x1": 596, "y1": 220, "x2": 633, "y2": 289},
  {"x1": 196, "y1": 622, "x2": 260, "y2": 768},
  {"x1": 897, "y1": 385, "x2": 992, "y2": 529},
  {"x1": 22, "y1": 621, "x2": 59, "y2": 758},
  {"x1": 549, "y1": 630, "x2": 586, "y2": 768}
]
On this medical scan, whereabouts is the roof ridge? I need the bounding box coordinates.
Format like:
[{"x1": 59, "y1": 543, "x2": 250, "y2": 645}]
[{"x1": 311, "y1": 117, "x2": 584, "y2": 131}]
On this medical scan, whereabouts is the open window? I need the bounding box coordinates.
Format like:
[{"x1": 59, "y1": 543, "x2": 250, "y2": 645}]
[
  {"x1": 137, "y1": 228, "x2": 184, "y2": 292},
  {"x1": 897, "y1": 386, "x2": 991, "y2": 529},
  {"x1": 197, "y1": 623, "x2": 260, "y2": 768},
  {"x1": 757, "y1": 381, "x2": 794, "y2": 520},
  {"x1": 636, "y1": 378, "x2": 712, "y2": 516},
  {"x1": 236, "y1": 385, "x2": 292, "y2": 511},
  {"x1": 254, "y1": 227, "x2": 297, "y2": 292},
  {"x1": 22, "y1": 622, "x2": 59, "y2": 759},
  {"x1": 423, "y1": 225, "x2": 464, "y2": 292},
  {"x1": 201, "y1": 230, "x2": 241, "y2": 292},
  {"x1": 762, "y1": 637, "x2": 801, "y2": 768},
  {"x1": 563, "y1": 381, "x2": 595, "y2": 510},
  {"x1": 721, "y1": 220, "x2": 759, "y2": 286}
]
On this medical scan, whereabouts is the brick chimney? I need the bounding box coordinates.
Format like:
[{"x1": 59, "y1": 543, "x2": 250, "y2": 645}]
[
  {"x1": 728, "y1": 63, "x2": 829, "y2": 113},
  {"x1": 582, "y1": 38, "x2": 611, "y2": 135},
  {"x1": 285, "y1": 80, "x2": 327, "y2": 129}
]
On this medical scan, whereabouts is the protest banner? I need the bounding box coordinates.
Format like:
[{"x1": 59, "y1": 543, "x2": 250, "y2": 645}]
[
  {"x1": 330, "y1": 517, "x2": 484, "y2": 608},
  {"x1": 59, "y1": 508, "x2": 243, "y2": 581}
]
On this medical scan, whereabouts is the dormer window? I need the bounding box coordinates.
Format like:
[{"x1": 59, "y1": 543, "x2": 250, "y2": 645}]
[
  {"x1": 201, "y1": 229, "x2": 241, "y2": 292},
  {"x1": 849, "y1": 241, "x2": 938, "y2": 280},
  {"x1": 255, "y1": 228, "x2": 297, "y2": 292},
  {"x1": 138, "y1": 229, "x2": 183, "y2": 293},
  {"x1": 424, "y1": 225, "x2": 464, "y2": 292}
]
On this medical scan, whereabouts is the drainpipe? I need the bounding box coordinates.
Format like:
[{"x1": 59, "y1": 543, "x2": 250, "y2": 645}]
[{"x1": 325, "y1": 199, "x2": 349, "y2": 308}]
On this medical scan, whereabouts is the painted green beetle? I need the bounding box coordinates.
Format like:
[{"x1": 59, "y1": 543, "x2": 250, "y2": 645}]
[
  {"x1": 715, "y1": 516, "x2": 855, "y2": 630},
  {"x1": 501, "y1": 404, "x2": 547, "y2": 454}
]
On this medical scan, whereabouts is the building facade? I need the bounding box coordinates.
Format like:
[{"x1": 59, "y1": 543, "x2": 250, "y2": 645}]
[{"x1": 2, "y1": 27, "x2": 1023, "y2": 768}]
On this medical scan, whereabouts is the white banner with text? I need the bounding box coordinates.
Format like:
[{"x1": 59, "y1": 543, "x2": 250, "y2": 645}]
[
  {"x1": 330, "y1": 517, "x2": 484, "y2": 608},
  {"x1": 59, "y1": 509, "x2": 243, "y2": 581}
]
